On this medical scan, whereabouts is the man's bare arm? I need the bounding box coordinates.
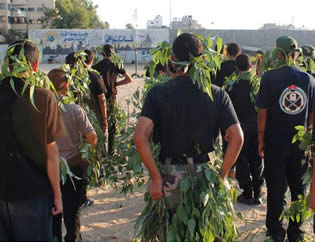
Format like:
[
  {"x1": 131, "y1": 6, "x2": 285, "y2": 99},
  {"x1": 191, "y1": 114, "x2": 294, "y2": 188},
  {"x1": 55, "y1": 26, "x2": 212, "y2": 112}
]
[
  {"x1": 85, "y1": 130, "x2": 97, "y2": 147},
  {"x1": 46, "y1": 141, "x2": 62, "y2": 215},
  {"x1": 116, "y1": 72, "x2": 132, "y2": 87},
  {"x1": 307, "y1": 112, "x2": 313, "y2": 131},
  {"x1": 133, "y1": 116, "x2": 163, "y2": 200},
  {"x1": 97, "y1": 93, "x2": 107, "y2": 131},
  {"x1": 220, "y1": 123, "x2": 244, "y2": 179},
  {"x1": 257, "y1": 108, "x2": 267, "y2": 158}
]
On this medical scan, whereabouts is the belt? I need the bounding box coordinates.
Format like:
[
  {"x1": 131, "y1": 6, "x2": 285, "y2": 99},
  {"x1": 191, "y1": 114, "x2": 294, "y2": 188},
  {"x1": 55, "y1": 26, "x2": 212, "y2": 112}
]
[{"x1": 160, "y1": 153, "x2": 210, "y2": 165}]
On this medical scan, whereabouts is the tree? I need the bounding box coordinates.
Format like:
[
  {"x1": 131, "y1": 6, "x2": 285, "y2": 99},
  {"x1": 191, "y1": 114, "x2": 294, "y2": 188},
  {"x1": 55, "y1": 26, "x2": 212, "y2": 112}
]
[
  {"x1": 104, "y1": 21, "x2": 110, "y2": 29},
  {"x1": 40, "y1": 0, "x2": 105, "y2": 29},
  {"x1": 125, "y1": 23, "x2": 135, "y2": 29}
]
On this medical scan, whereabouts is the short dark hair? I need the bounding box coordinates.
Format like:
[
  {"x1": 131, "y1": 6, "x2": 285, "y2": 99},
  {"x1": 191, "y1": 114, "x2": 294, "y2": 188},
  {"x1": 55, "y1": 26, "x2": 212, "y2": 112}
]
[
  {"x1": 7, "y1": 39, "x2": 39, "y2": 67},
  {"x1": 65, "y1": 52, "x2": 76, "y2": 66},
  {"x1": 65, "y1": 49, "x2": 94, "y2": 66},
  {"x1": 235, "y1": 54, "x2": 251, "y2": 72},
  {"x1": 83, "y1": 49, "x2": 94, "y2": 64},
  {"x1": 102, "y1": 44, "x2": 113, "y2": 57},
  {"x1": 48, "y1": 69, "x2": 68, "y2": 91},
  {"x1": 172, "y1": 33, "x2": 204, "y2": 62},
  {"x1": 227, "y1": 43, "x2": 241, "y2": 57}
]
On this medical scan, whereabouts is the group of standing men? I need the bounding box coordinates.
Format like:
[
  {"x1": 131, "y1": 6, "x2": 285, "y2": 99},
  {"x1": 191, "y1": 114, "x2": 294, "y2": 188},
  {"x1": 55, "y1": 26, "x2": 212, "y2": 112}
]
[
  {"x1": 134, "y1": 33, "x2": 315, "y2": 242},
  {"x1": 0, "y1": 32, "x2": 315, "y2": 242},
  {"x1": 0, "y1": 40, "x2": 132, "y2": 241}
]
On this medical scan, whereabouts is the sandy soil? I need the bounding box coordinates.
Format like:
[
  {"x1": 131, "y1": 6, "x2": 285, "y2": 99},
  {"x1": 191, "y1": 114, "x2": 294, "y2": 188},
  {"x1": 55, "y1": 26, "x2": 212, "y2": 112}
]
[{"x1": 41, "y1": 64, "x2": 315, "y2": 242}]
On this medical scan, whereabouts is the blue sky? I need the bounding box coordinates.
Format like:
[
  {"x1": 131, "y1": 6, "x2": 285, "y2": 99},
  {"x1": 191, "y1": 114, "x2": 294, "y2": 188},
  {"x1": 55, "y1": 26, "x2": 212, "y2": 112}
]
[{"x1": 92, "y1": 0, "x2": 315, "y2": 30}]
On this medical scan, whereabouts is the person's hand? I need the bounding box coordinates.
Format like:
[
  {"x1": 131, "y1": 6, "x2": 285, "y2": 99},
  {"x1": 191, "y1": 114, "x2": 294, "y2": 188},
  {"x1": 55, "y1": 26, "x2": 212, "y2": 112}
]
[
  {"x1": 221, "y1": 177, "x2": 231, "y2": 190},
  {"x1": 52, "y1": 198, "x2": 63, "y2": 216},
  {"x1": 149, "y1": 177, "x2": 163, "y2": 200},
  {"x1": 258, "y1": 143, "x2": 264, "y2": 158}
]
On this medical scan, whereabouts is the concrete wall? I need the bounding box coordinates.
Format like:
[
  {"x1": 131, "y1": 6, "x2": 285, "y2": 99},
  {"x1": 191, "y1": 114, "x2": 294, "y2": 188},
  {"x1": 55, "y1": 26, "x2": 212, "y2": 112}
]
[
  {"x1": 29, "y1": 29, "x2": 169, "y2": 64},
  {"x1": 170, "y1": 29, "x2": 315, "y2": 51}
]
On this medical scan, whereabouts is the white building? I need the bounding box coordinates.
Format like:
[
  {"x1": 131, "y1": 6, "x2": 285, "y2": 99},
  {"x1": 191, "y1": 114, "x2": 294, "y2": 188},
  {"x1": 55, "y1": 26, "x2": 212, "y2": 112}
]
[
  {"x1": 171, "y1": 15, "x2": 202, "y2": 30},
  {"x1": 147, "y1": 15, "x2": 163, "y2": 29}
]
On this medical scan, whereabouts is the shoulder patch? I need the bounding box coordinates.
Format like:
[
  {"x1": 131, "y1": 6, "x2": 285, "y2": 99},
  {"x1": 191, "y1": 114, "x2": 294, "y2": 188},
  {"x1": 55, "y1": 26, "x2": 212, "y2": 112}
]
[{"x1": 279, "y1": 85, "x2": 307, "y2": 115}]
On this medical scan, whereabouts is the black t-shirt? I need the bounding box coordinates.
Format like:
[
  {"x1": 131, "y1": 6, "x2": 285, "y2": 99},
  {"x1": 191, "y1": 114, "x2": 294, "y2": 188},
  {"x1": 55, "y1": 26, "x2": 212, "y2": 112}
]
[
  {"x1": 226, "y1": 77, "x2": 257, "y2": 131},
  {"x1": 0, "y1": 77, "x2": 65, "y2": 201},
  {"x1": 87, "y1": 70, "x2": 106, "y2": 121},
  {"x1": 93, "y1": 58, "x2": 126, "y2": 100},
  {"x1": 213, "y1": 60, "x2": 236, "y2": 87},
  {"x1": 256, "y1": 66, "x2": 315, "y2": 144},
  {"x1": 141, "y1": 76, "x2": 239, "y2": 163}
]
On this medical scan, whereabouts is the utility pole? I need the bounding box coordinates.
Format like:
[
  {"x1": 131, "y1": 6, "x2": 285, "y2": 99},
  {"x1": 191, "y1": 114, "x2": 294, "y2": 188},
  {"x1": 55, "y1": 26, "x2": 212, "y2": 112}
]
[{"x1": 169, "y1": 0, "x2": 172, "y2": 28}]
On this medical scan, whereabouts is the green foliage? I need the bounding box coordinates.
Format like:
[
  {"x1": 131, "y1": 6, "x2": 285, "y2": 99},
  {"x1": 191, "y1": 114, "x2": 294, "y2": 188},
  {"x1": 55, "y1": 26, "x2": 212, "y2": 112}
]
[
  {"x1": 41, "y1": 0, "x2": 105, "y2": 29},
  {"x1": 259, "y1": 48, "x2": 289, "y2": 74},
  {"x1": 59, "y1": 157, "x2": 81, "y2": 188},
  {"x1": 134, "y1": 164, "x2": 239, "y2": 242},
  {"x1": 125, "y1": 23, "x2": 135, "y2": 29},
  {"x1": 281, "y1": 126, "x2": 315, "y2": 222},
  {"x1": 148, "y1": 34, "x2": 223, "y2": 100},
  {"x1": 280, "y1": 194, "x2": 313, "y2": 223},
  {"x1": 60, "y1": 50, "x2": 105, "y2": 186},
  {"x1": 223, "y1": 69, "x2": 260, "y2": 104},
  {"x1": 0, "y1": 40, "x2": 53, "y2": 107}
]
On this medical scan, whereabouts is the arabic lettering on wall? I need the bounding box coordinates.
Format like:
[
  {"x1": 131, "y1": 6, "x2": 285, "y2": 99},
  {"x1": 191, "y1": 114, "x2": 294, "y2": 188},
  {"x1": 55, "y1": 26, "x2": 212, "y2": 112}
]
[
  {"x1": 61, "y1": 31, "x2": 89, "y2": 42},
  {"x1": 105, "y1": 35, "x2": 134, "y2": 43}
]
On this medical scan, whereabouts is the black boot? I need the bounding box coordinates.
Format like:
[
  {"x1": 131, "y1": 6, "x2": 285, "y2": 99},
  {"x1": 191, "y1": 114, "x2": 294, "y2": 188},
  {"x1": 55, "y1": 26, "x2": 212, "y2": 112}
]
[
  {"x1": 237, "y1": 189, "x2": 254, "y2": 205},
  {"x1": 253, "y1": 186, "x2": 263, "y2": 205}
]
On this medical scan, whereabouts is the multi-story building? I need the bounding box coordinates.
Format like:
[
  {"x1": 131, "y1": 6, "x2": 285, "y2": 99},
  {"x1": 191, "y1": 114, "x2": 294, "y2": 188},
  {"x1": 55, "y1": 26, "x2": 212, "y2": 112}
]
[
  {"x1": 170, "y1": 15, "x2": 203, "y2": 30},
  {"x1": 0, "y1": 0, "x2": 54, "y2": 35}
]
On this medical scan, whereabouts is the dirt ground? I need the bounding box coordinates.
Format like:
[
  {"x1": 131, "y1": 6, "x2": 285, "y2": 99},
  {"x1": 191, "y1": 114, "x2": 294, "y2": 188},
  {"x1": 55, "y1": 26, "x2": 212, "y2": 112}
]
[{"x1": 41, "y1": 64, "x2": 315, "y2": 242}]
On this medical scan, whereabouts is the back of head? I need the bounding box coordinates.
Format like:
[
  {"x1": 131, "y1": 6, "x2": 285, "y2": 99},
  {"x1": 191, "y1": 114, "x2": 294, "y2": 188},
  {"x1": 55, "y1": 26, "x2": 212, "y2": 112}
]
[
  {"x1": 276, "y1": 35, "x2": 298, "y2": 55},
  {"x1": 65, "y1": 52, "x2": 76, "y2": 67},
  {"x1": 102, "y1": 44, "x2": 113, "y2": 57},
  {"x1": 227, "y1": 43, "x2": 241, "y2": 57},
  {"x1": 83, "y1": 49, "x2": 94, "y2": 65},
  {"x1": 48, "y1": 69, "x2": 68, "y2": 91},
  {"x1": 7, "y1": 39, "x2": 39, "y2": 67},
  {"x1": 235, "y1": 54, "x2": 251, "y2": 72},
  {"x1": 172, "y1": 33, "x2": 204, "y2": 62}
]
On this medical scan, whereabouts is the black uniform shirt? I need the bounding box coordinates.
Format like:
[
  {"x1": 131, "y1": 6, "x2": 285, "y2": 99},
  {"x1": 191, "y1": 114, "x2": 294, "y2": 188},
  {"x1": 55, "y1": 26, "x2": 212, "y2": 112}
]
[
  {"x1": 93, "y1": 58, "x2": 126, "y2": 100},
  {"x1": 226, "y1": 77, "x2": 257, "y2": 131},
  {"x1": 214, "y1": 60, "x2": 236, "y2": 88},
  {"x1": 141, "y1": 76, "x2": 239, "y2": 163},
  {"x1": 256, "y1": 66, "x2": 315, "y2": 144},
  {"x1": 86, "y1": 70, "x2": 106, "y2": 122}
]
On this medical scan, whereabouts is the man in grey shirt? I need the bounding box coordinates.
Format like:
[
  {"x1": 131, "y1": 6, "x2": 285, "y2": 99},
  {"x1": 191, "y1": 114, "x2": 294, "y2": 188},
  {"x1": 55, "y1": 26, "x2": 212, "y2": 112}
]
[{"x1": 48, "y1": 69, "x2": 97, "y2": 242}]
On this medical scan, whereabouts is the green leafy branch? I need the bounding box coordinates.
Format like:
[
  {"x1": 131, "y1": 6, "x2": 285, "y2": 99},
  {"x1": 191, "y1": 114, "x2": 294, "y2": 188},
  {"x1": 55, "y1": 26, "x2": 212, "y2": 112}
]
[{"x1": 281, "y1": 126, "x2": 314, "y2": 223}]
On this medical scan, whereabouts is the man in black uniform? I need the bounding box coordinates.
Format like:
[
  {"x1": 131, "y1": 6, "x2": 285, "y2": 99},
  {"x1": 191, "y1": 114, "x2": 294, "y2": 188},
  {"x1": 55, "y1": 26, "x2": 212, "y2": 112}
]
[
  {"x1": 256, "y1": 36, "x2": 315, "y2": 242},
  {"x1": 66, "y1": 50, "x2": 107, "y2": 207},
  {"x1": 214, "y1": 42, "x2": 241, "y2": 88},
  {"x1": 66, "y1": 50, "x2": 107, "y2": 132},
  {"x1": 133, "y1": 33, "x2": 243, "y2": 220},
  {"x1": 93, "y1": 44, "x2": 132, "y2": 155},
  {"x1": 226, "y1": 54, "x2": 264, "y2": 205}
]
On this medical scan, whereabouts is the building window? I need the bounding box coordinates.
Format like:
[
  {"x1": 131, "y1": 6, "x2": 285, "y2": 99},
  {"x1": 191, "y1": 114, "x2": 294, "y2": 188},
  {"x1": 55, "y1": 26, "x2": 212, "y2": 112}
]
[
  {"x1": 8, "y1": 16, "x2": 14, "y2": 24},
  {"x1": 28, "y1": 19, "x2": 36, "y2": 24},
  {"x1": 0, "y1": 16, "x2": 6, "y2": 22},
  {"x1": 18, "y1": 17, "x2": 24, "y2": 24},
  {"x1": 0, "y1": 3, "x2": 6, "y2": 9},
  {"x1": 37, "y1": 7, "x2": 44, "y2": 12},
  {"x1": 28, "y1": 8, "x2": 35, "y2": 12}
]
